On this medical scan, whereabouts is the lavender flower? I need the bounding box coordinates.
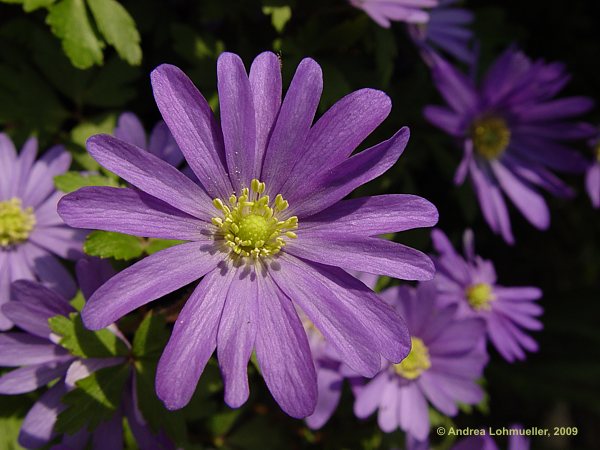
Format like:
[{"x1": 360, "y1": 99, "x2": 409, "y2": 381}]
[
  {"x1": 0, "y1": 260, "x2": 172, "y2": 449},
  {"x1": 58, "y1": 51, "x2": 439, "y2": 417},
  {"x1": 585, "y1": 133, "x2": 600, "y2": 208},
  {"x1": 424, "y1": 49, "x2": 595, "y2": 243},
  {"x1": 350, "y1": 0, "x2": 438, "y2": 28},
  {"x1": 432, "y1": 229, "x2": 543, "y2": 362},
  {"x1": 353, "y1": 282, "x2": 487, "y2": 440},
  {"x1": 0, "y1": 134, "x2": 84, "y2": 330},
  {"x1": 408, "y1": 0, "x2": 476, "y2": 64},
  {"x1": 114, "y1": 112, "x2": 185, "y2": 168}
]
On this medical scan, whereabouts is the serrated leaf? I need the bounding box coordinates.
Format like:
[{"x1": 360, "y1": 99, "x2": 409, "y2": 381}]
[
  {"x1": 262, "y1": 6, "x2": 292, "y2": 33},
  {"x1": 86, "y1": 0, "x2": 141, "y2": 66},
  {"x1": 145, "y1": 238, "x2": 185, "y2": 255},
  {"x1": 54, "y1": 171, "x2": 119, "y2": 193},
  {"x1": 46, "y1": 0, "x2": 104, "y2": 69},
  {"x1": 48, "y1": 312, "x2": 129, "y2": 358},
  {"x1": 55, "y1": 364, "x2": 129, "y2": 434},
  {"x1": 84, "y1": 231, "x2": 144, "y2": 261},
  {"x1": 132, "y1": 313, "x2": 169, "y2": 359},
  {"x1": 23, "y1": 0, "x2": 55, "y2": 11},
  {"x1": 70, "y1": 290, "x2": 85, "y2": 311},
  {"x1": 70, "y1": 113, "x2": 116, "y2": 148}
]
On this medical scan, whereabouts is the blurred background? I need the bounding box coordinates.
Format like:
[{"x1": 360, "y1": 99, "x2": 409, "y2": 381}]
[{"x1": 0, "y1": 0, "x2": 598, "y2": 448}]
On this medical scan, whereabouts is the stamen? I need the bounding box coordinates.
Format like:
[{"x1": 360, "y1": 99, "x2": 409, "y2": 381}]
[
  {"x1": 465, "y1": 282, "x2": 495, "y2": 311},
  {"x1": 0, "y1": 198, "x2": 36, "y2": 247},
  {"x1": 393, "y1": 337, "x2": 431, "y2": 380},
  {"x1": 471, "y1": 116, "x2": 511, "y2": 160}
]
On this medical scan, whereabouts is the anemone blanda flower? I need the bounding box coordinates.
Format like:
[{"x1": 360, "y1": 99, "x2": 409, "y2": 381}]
[
  {"x1": 0, "y1": 259, "x2": 173, "y2": 449},
  {"x1": 0, "y1": 134, "x2": 84, "y2": 330},
  {"x1": 114, "y1": 112, "x2": 185, "y2": 169},
  {"x1": 57, "y1": 51, "x2": 439, "y2": 417},
  {"x1": 407, "y1": 0, "x2": 476, "y2": 64},
  {"x1": 353, "y1": 281, "x2": 487, "y2": 440},
  {"x1": 432, "y1": 229, "x2": 543, "y2": 362},
  {"x1": 350, "y1": 0, "x2": 438, "y2": 28},
  {"x1": 424, "y1": 49, "x2": 595, "y2": 243},
  {"x1": 585, "y1": 132, "x2": 600, "y2": 208}
]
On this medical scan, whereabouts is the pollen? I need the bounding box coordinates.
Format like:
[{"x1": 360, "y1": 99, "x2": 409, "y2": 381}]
[
  {"x1": 471, "y1": 116, "x2": 511, "y2": 160},
  {"x1": 393, "y1": 337, "x2": 431, "y2": 380},
  {"x1": 465, "y1": 282, "x2": 495, "y2": 311},
  {"x1": 211, "y1": 179, "x2": 298, "y2": 259},
  {"x1": 0, "y1": 198, "x2": 36, "y2": 248}
]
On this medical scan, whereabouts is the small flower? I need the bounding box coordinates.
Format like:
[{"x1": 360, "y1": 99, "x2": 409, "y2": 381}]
[
  {"x1": 0, "y1": 134, "x2": 85, "y2": 329},
  {"x1": 408, "y1": 0, "x2": 476, "y2": 64},
  {"x1": 353, "y1": 282, "x2": 487, "y2": 440},
  {"x1": 424, "y1": 49, "x2": 595, "y2": 243},
  {"x1": 58, "y1": 51, "x2": 439, "y2": 417},
  {"x1": 585, "y1": 132, "x2": 600, "y2": 208},
  {"x1": 432, "y1": 229, "x2": 543, "y2": 362},
  {"x1": 0, "y1": 259, "x2": 173, "y2": 449},
  {"x1": 350, "y1": 0, "x2": 438, "y2": 28}
]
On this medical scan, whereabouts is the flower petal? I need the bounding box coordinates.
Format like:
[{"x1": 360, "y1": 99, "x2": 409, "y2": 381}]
[
  {"x1": 19, "y1": 382, "x2": 67, "y2": 448},
  {"x1": 114, "y1": 112, "x2": 147, "y2": 149},
  {"x1": 82, "y1": 242, "x2": 224, "y2": 330},
  {"x1": 0, "y1": 333, "x2": 69, "y2": 366},
  {"x1": 22, "y1": 145, "x2": 71, "y2": 209},
  {"x1": 0, "y1": 360, "x2": 71, "y2": 394},
  {"x1": 305, "y1": 367, "x2": 343, "y2": 429}
]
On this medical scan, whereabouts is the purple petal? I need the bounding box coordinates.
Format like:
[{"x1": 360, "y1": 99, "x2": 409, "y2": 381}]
[
  {"x1": 217, "y1": 268, "x2": 258, "y2": 408},
  {"x1": 418, "y1": 371, "x2": 458, "y2": 415},
  {"x1": 0, "y1": 133, "x2": 17, "y2": 198},
  {"x1": 59, "y1": 186, "x2": 210, "y2": 240},
  {"x1": 281, "y1": 88, "x2": 392, "y2": 198},
  {"x1": 151, "y1": 64, "x2": 233, "y2": 199},
  {"x1": 353, "y1": 372, "x2": 388, "y2": 418},
  {"x1": 92, "y1": 413, "x2": 123, "y2": 450},
  {"x1": 305, "y1": 367, "x2": 343, "y2": 429},
  {"x1": 217, "y1": 52, "x2": 257, "y2": 191},
  {"x1": 0, "y1": 333, "x2": 69, "y2": 366},
  {"x1": 22, "y1": 146, "x2": 71, "y2": 209},
  {"x1": 288, "y1": 233, "x2": 435, "y2": 281},
  {"x1": 19, "y1": 382, "x2": 67, "y2": 448},
  {"x1": 0, "y1": 252, "x2": 12, "y2": 330},
  {"x1": 398, "y1": 383, "x2": 430, "y2": 441},
  {"x1": 377, "y1": 379, "x2": 400, "y2": 432},
  {"x1": 291, "y1": 127, "x2": 410, "y2": 218},
  {"x1": 430, "y1": 52, "x2": 477, "y2": 113},
  {"x1": 20, "y1": 244, "x2": 77, "y2": 299},
  {"x1": 586, "y1": 163, "x2": 600, "y2": 208},
  {"x1": 65, "y1": 357, "x2": 126, "y2": 388},
  {"x1": 249, "y1": 52, "x2": 282, "y2": 178},
  {"x1": 29, "y1": 226, "x2": 84, "y2": 260},
  {"x1": 85, "y1": 134, "x2": 214, "y2": 220},
  {"x1": 494, "y1": 286, "x2": 542, "y2": 301},
  {"x1": 11, "y1": 137, "x2": 38, "y2": 198},
  {"x1": 114, "y1": 112, "x2": 147, "y2": 149},
  {"x1": 156, "y1": 266, "x2": 234, "y2": 410},
  {"x1": 513, "y1": 97, "x2": 594, "y2": 122},
  {"x1": 301, "y1": 194, "x2": 438, "y2": 236},
  {"x1": 82, "y1": 242, "x2": 224, "y2": 330},
  {"x1": 148, "y1": 121, "x2": 185, "y2": 167},
  {"x1": 34, "y1": 192, "x2": 64, "y2": 227},
  {"x1": 75, "y1": 258, "x2": 116, "y2": 301},
  {"x1": 255, "y1": 273, "x2": 317, "y2": 418},
  {"x1": 423, "y1": 105, "x2": 465, "y2": 137},
  {"x1": 261, "y1": 57, "x2": 322, "y2": 196},
  {"x1": 0, "y1": 360, "x2": 71, "y2": 394},
  {"x1": 429, "y1": 318, "x2": 486, "y2": 356}
]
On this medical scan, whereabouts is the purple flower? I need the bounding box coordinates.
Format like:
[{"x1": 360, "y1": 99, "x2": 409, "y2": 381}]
[
  {"x1": 0, "y1": 134, "x2": 85, "y2": 330},
  {"x1": 353, "y1": 282, "x2": 487, "y2": 440},
  {"x1": 408, "y1": 0, "x2": 476, "y2": 64},
  {"x1": 424, "y1": 49, "x2": 595, "y2": 243},
  {"x1": 0, "y1": 259, "x2": 172, "y2": 449},
  {"x1": 114, "y1": 112, "x2": 185, "y2": 168},
  {"x1": 350, "y1": 0, "x2": 438, "y2": 28},
  {"x1": 585, "y1": 133, "x2": 600, "y2": 208},
  {"x1": 58, "y1": 51, "x2": 439, "y2": 417},
  {"x1": 432, "y1": 229, "x2": 543, "y2": 362}
]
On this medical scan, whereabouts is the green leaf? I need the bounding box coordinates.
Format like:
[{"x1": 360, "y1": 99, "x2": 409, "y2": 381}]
[
  {"x1": 145, "y1": 238, "x2": 185, "y2": 255},
  {"x1": 70, "y1": 113, "x2": 116, "y2": 148},
  {"x1": 86, "y1": 0, "x2": 141, "y2": 66},
  {"x1": 262, "y1": 6, "x2": 292, "y2": 33},
  {"x1": 49, "y1": 312, "x2": 129, "y2": 358},
  {"x1": 46, "y1": 0, "x2": 104, "y2": 69},
  {"x1": 23, "y1": 0, "x2": 55, "y2": 11},
  {"x1": 55, "y1": 364, "x2": 130, "y2": 434},
  {"x1": 0, "y1": 416, "x2": 25, "y2": 450},
  {"x1": 84, "y1": 231, "x2": 144, "y2": 261},
  {"x1": 54, "y1": 171, "x2": 119, "y2": 193},
  {"x1": 132, "y1": 312, "x2": 169, "y2": 359},
  {"x1": 70, "y1": 290, "x2": 86, "y2": 311}
]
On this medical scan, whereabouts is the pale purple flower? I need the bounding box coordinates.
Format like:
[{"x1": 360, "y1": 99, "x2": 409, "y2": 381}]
[
  {"x1": 585, "y1": 132, "x2": 600, "y2": 208},
  {"x1": 0, "y1": 134, "x2": 84, "y2": 330},
  {"x1": 350, "y1": 0, "x2": 438, "y2": 28},
  {"x1": 0, "y1": 260, "x2": 172, "y2": 449},
  {"x1": 353, "y1": 282, "x2": 487, "y2": 440},
  {"x1": 408, "y1": 0, "x2": 476, "y2": 64},
  {"x1": 58, "y1": 51, "x2": 439, "y2": 417},
  {"x1": 424, "y1": 49, "x2": 595, "y2": 243},
  {"x1": 114, "y1": 112, "x2": 185, "y2": 168},
  {"x1": 432, "y1": 229, "x2": 543, "y2": 362}
]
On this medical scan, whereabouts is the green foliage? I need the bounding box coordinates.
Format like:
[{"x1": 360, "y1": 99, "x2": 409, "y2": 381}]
[
  {"x1": 145, "y1": 238, "x2": 186, "y2": 255},
  {"x1": 49, "y1": 312, "x2": 129, "y2": 358},
  {"x1": 54, "y1": 171, "x2": 119, "y2": 193},
  {"x1": 84, "y1": 231, "x2": 144, "y2": 260},
  {"x1": 55, "y1": 364, "x2": 130, "y2": 434},
  {"x1": 262, "y1": 6, "x2": 292, "y2": 33},
  {"x1": 132, "y1": 312, "x2": 169, "y2": 359}
]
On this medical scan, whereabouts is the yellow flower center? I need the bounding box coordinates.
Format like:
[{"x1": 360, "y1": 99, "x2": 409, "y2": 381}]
[
  {"x1": 211, "y1": 179, "x2": 298, "y2": 259},
  {"x1": 471, "y1": 116, "x2": 511, "y2": 160},
  {"x1": 465, "y1": 282, "x2": 494, "y2": 311},
  {"x1": 0, "y1": 198, "x2": 36, "y2": 248},
  {"x1": 393, "y1": 337, "x2": 431, "y2": 380}
]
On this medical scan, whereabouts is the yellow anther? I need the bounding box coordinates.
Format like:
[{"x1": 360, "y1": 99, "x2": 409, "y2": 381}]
[
  {"x1": 393, "y1": 337, "x2": 431, "y2": 380},
  {"x1": 0, "y1": 198, "x2": 36, "y2": 247}
]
